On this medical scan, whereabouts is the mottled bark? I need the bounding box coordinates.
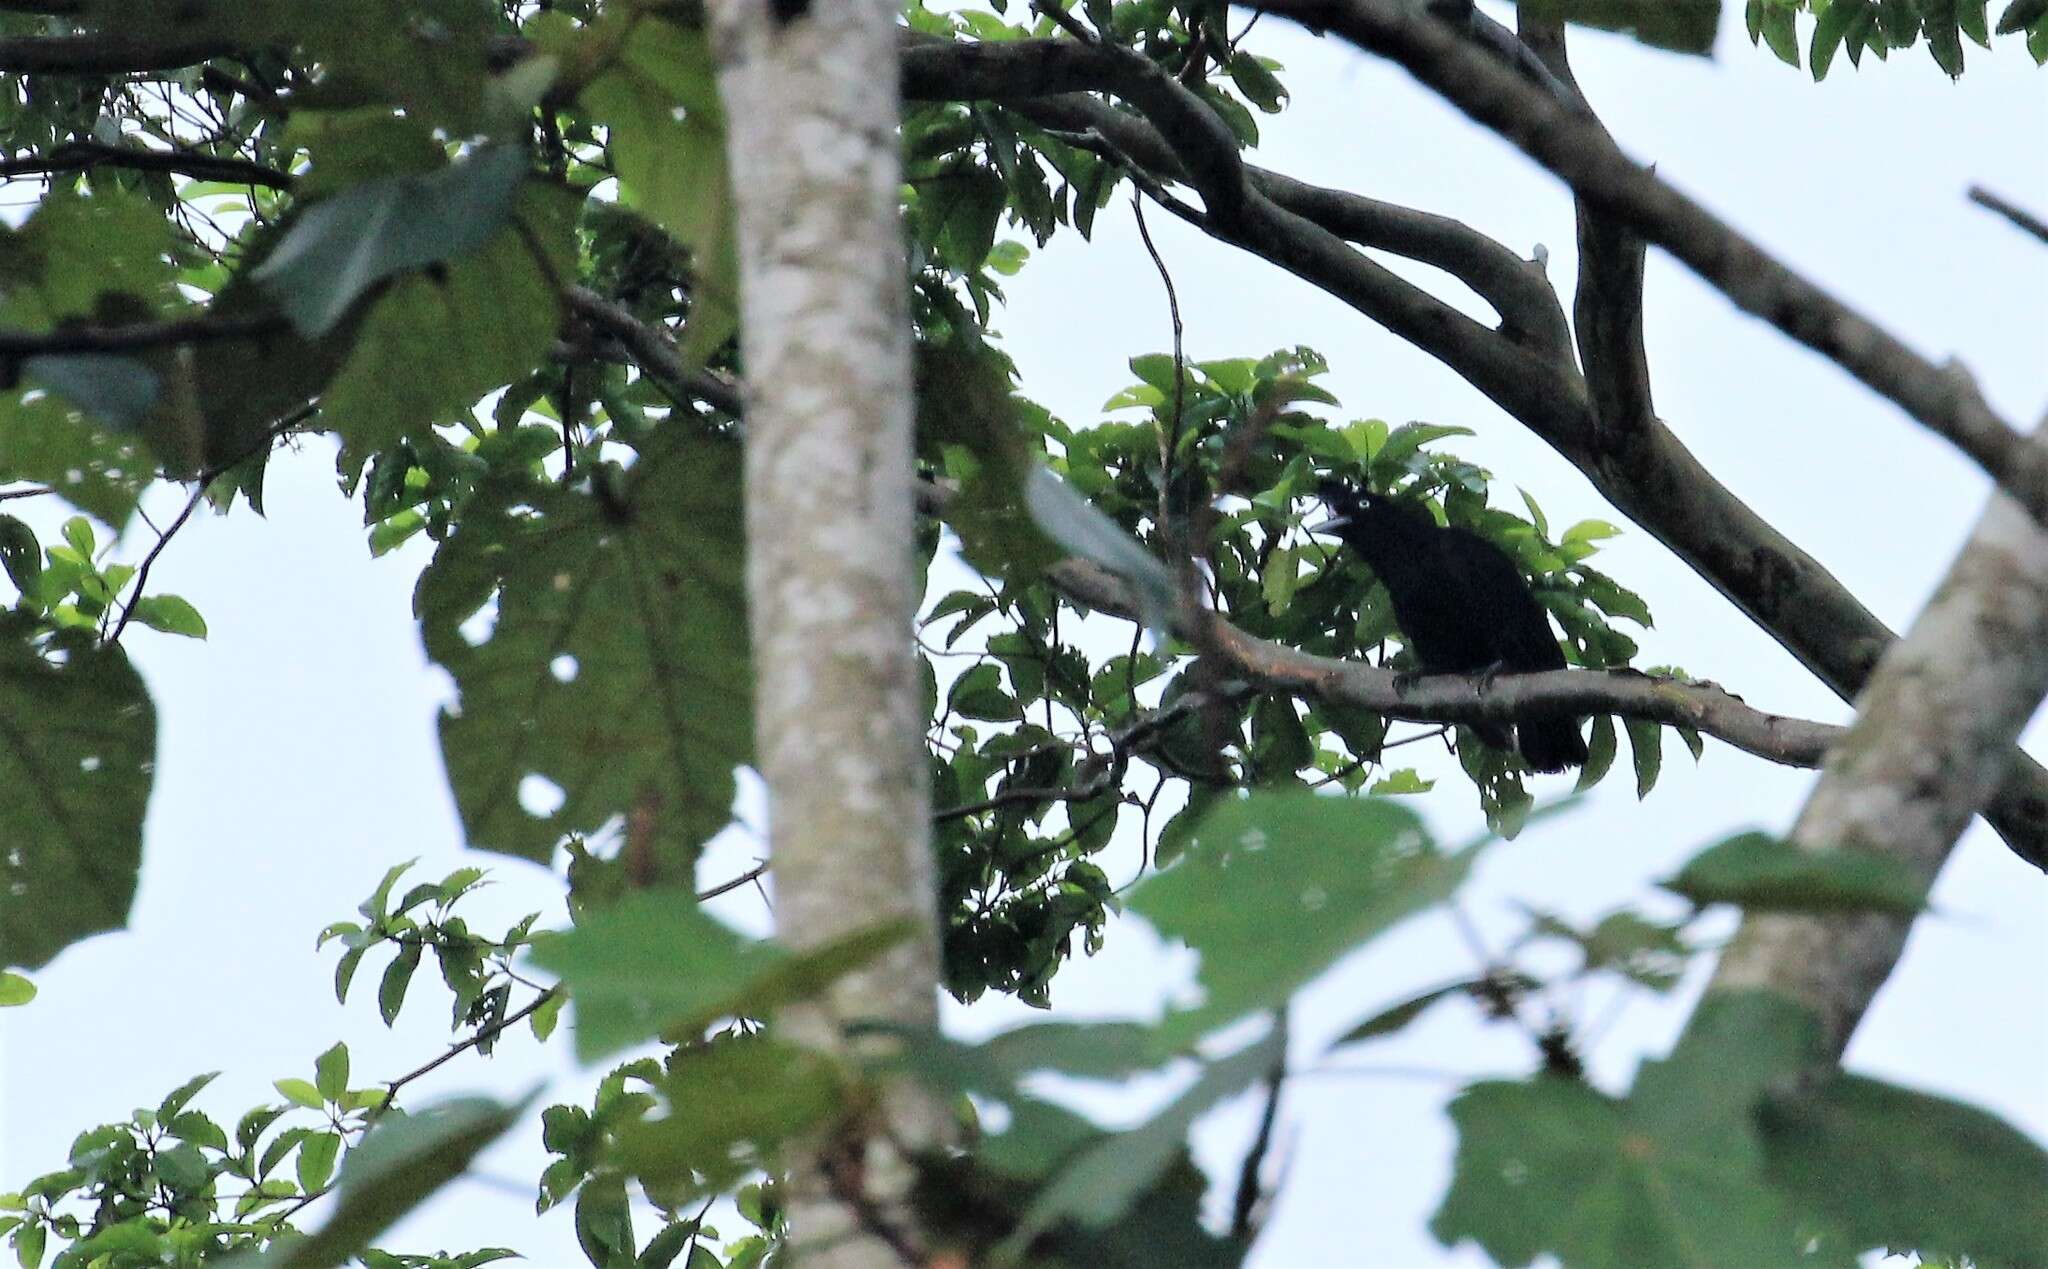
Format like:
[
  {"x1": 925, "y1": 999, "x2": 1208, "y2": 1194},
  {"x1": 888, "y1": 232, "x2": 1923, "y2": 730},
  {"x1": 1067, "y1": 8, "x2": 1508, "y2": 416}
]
[
  {"x1": 1709, "y1": 428, "x2": 2048, "y2": 1060},
  {"x1": 710, "y1": 1, "x2": 942, "y2": 1262}
]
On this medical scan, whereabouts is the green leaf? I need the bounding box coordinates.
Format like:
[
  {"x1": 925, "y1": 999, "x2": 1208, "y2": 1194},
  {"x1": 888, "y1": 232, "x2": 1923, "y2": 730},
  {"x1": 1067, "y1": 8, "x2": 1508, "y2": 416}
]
[
  {"x1": 1760, "y1": 1074, "x2": 2048, "y2": 1267},
  {"x1": 530, "y1": 988, "x2": 566, "y2": 1041},
  {"x1": 258, "y1": 1096, "x2": 526, "y2": 1269},
  {"x1": 1129, "y1": 792, "x2": 1473, "y2": 1040},
  {"x1": 1760, "y1": 0, "x2": 1803, "y2": 62},
  {"x1": 1662, "y1": 830, "x2": 1927, "y2": 915},
  {"x1": 378, "y1": 943, "x2": 422, "y2": 1025},
  {"x1": 318, "y1": 182, "x2": 577, "y2": 471},
  {"x1": 59, "y1": 517, "x2": 92, "y2": 559},
  {"x1": 0, "y1": 620, "x2": 154, "y2": 971},
  {"x1": 1811, "y1": 0, "x2": 1863, "y2": 75},
  {"x1": 947, "y1": 663, "x2": 1016, "y2": 722},
  {"x1": 1022, "y1": 466, "x2": 1177, "y2": 637},
  {"x1": 314, "y1": 1042, "x2": 351, "y2": 1103},
  {"x1": 0, "y1": 971, "x2": 33, "y2": 1006},
  {"x1": 1517, "y1": 0, "x2": 1723, "y2": 53},
  {"x1": 575, "y1": 1173, "x2": 635, "y2": 1269},
  {"x1": 167, "y1": 1110, "x2": 229, "y2": 1152},
  {"x1": 1225, "y1": 52, "x2": 1289, "y2": 110},
  {"x1": 1371, "y1": 422, "x2": 1474, "y2": 474},
  {"x1": 417, "y1": 433, "x2": 750, "y2": 869},
  {"x1": 1367, "y1": 768, "x2": 1434, "y2": 796},
  {"x1": 0, "y1": 518, "x2": 38, "y2": 594},
  {"x1": 1623, "y1": 716, "x2": 1662, "y2": 798},
  {"x1": 0, "y1": 387, "x2": 153, "y2": 525},
  {"x1": 19, "y1": 355, "x2": 160, "y2": 430},
  {"x1": 1261, "y1": 543, "x2": 1300, "y2": 615},
  {"x1": 156, "y1": 1071, "x2": 219, "y2": 1122},
  {"x1": 14, "y1": 1221, "x2": 44, "y2": 1269},
  {"x1": 255, "y1": 144, "x2": 530, "y2": 337},
  {"x1": 526, "y1": 888, "x2": 911, "y2": 1061},
  {"x1": 1997, "y1": 0, "x2": 2048, "y2": 34},
  {"x1": 615, "y1": 1036, "x2": 847, "y2": 1194},
  {"x1": 1574, "y1": 715, "x2": 1618, "y2": 792},
  {"x1": 297, "y1": 1130, "x2": 342, "y2": 1193},
  {"x1": 1330, "y1": 977, "x2": 1518, "y2": 1049},
  {"x1": 126, "y1": 594, "x2": 208, "y2": 639},
  {"x1": 1012, "y1": 1024, "x2": 1284, "y2": 1247},
  {"x1": 577, "y1": 19, "x2": 737, "y2": 369},
  {"x1": 275, "y1": 1078, "x2": 325, "y2": 1111},
  {"x1": 1431, "y1": 1075, "x2": 1807, "y2": 1265}
]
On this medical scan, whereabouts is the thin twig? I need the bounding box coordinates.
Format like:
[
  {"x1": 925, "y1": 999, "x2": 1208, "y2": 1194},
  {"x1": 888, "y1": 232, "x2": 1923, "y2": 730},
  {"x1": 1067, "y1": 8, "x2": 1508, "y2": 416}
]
[
  {"x1": 107, "y1": 402, "x2": 316, "y2": 643},
  {"x1": 1032, "y1": 0, "x2": 1098, "y2": 43},
  {"x1": 698, "y1": 859, "x2": 770, "y2": 901},
  {"x1": 104, "y1": 484, "x2": 206, "y2": 643},
  {"x1": 1969, "y1": 185, "x2": 2048, "y2": 247},
  {"x1": 0, "y1": 309, "x2": 281, "y2": 356},
  {"x1": 1230, "y1": 1006, "x2": 1288, "y2": 1241}
]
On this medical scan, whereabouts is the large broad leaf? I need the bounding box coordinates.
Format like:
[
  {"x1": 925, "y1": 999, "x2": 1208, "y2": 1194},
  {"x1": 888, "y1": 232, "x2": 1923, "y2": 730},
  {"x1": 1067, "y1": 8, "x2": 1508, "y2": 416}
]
[
  {"x1": 1129, "y1": 792, "x2": 1474, "y2": 1041},
  {"x1": 416, "y1": 431, "x2": 751, "y2": 868},
  {"x1": 1013, "y1": 1024, "x2": 1284, "y2": 1246},
  {"x1": 0, "y1": 187, "x2": 181, "y2": 521},
  {"x1": 573, "y1": 18, "x2": 738, "y2": 368},
  {"x1": 1431, "y1": 1077, "x2": 1819, "y2": 1267},
  {"x1": 1760, "y1": 1074, "x2": 2048, "y2": 1268},
  {"x1": 1433, "y1": 993, "x2": 1829, "y2": 1267},
  {"x1": 254, "y1": 145, "x2": 532, "y2": 338},
  {"x1": 525, "y1": 888, "x2": 910, "y2": 1061},
  {"x1": 1662, "y1": 830, "x2": 1927, "y2": 915},
  {"x1": 1023, "y1": 466, "x2": 1177, "y2": 636},
  {"x1": 614, "y1": 1036, "x2": 848, "y2": 1195},
  {"x1": 1517, "y1": 0, "x2": 1723, "y2": 54},
  {"x1": 0, "y1": 389, "x2": 154, "y2": 525},
  {"x1": 318, "y1": 182, "x2": 577, "y2": 473},
  {"x1": 0, "y1": 620, "x2": 155, "y2": 970}
]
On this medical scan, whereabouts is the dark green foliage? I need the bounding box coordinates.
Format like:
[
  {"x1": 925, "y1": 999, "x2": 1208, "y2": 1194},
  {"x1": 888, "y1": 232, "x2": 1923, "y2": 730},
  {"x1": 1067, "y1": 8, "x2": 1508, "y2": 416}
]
[
  {"x1": 0, "y1": 5, "x2": 2038, "y2": 1269},
  {"x1": 0, "y1": 617, "x2": 153, "y2": 971},
  {"x1": 1750, "y1": 0, "x2": 2046, "y2": 75},
  {"x1": 416, "y1": 432, "x2": 751, "y2": 872}
]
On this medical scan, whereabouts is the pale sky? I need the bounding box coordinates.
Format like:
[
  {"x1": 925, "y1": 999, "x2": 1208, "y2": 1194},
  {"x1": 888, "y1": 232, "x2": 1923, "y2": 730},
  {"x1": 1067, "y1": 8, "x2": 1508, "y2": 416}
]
[{"x1": 3, "y1": 7, "x2": 2044, "y2": 1268}]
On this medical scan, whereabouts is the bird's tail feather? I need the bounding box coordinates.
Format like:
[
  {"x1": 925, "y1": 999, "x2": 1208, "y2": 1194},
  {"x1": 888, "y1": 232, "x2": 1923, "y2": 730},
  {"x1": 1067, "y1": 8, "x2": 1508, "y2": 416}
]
[{"x1": 1517, "y1": 717, "x2": 1588, "y2": 773}]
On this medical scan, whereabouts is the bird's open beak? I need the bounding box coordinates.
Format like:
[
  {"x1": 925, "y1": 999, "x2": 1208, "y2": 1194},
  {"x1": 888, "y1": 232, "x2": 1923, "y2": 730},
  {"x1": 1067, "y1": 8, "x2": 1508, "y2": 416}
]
[{"x1": 1305, "y1": 514, "x2": 1350, "y2": 536}]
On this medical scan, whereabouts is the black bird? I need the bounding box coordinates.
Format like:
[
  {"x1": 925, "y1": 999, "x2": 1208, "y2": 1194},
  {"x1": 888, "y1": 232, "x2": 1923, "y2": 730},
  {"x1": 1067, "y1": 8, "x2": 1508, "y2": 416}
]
[{"x1": 1310, "y1": 484, "x2": 1588, "y2": 773}]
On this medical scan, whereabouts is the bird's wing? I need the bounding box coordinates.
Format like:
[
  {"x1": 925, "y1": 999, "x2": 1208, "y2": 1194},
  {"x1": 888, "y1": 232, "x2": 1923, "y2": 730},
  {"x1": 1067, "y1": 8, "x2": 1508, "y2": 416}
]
[{"x1": 1439, "y1": 529, "x2": 1568, "y2": 672}]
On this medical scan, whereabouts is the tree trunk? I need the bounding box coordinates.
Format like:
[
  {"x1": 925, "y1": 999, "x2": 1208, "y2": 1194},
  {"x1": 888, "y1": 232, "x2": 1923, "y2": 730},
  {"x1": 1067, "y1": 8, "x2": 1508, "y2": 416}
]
[
  {"x1": 710, "y1": 2, "x2": 943, "y2": 1262},
  {"x1": 1704, "y1": 427, "x2": 2048, "y2": 1062}
]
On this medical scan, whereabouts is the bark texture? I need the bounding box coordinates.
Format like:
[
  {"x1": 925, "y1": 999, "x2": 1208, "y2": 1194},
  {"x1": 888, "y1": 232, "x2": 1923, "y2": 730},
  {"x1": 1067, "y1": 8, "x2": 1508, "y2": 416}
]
[
  {"x1": 1709, "y1": 428, "x2": 2048, "y2": 1060},
  {"x1": 710, "y1": 1, "x2": 942, "y2": 1262}
]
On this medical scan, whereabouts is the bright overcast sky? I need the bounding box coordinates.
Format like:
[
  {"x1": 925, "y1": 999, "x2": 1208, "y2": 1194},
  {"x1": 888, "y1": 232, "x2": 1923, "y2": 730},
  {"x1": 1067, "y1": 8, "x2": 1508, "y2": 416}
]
[{"x1": 3, "y1": 7, "x2": 2044, "y2": 1268}]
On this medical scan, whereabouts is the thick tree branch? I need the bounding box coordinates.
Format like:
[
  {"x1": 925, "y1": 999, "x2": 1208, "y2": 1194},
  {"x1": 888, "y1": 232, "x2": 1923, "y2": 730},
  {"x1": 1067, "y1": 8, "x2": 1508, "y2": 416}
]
[
  {"x1": 897, "y1": 31, "x2": 2048, "y2": 871},
  {"x1": 900, "y1": 35, "x2": 1574, "y2": 359},
  {"x1": 0, "y1": 311, "x2": 283, "y2": 358},
  {"x1": 912, "y1": 481, "x2": 1853, "y2": 777},
  {"x1": 0, "y1": 139, "x2": 294, "y2": 189},
  {"x1": 1249, "y1": 0, "x2": 2048, "y2": 525},
  {"x1": 0, "y1": 32, "x2": 241, "y2": 74},
  {"x1": 1707, "y1": 426, "x2": 2048, "y2": 1059},
  {"x1": 562, "y1": 287, "x2": 743, "y2": 416},
  {"x1": 575, "y1": 295, "x2": 1854, "y2": 780}
]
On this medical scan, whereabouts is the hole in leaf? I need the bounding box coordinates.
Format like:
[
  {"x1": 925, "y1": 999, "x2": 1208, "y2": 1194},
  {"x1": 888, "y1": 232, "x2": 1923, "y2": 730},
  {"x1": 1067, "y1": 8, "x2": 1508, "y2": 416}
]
[
  {"x1": 519, "y1": 774, "x2": 565, "y2": 818},
  {"x1": 458, "y1": 591, "x2": 500, "y2": 647}
]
